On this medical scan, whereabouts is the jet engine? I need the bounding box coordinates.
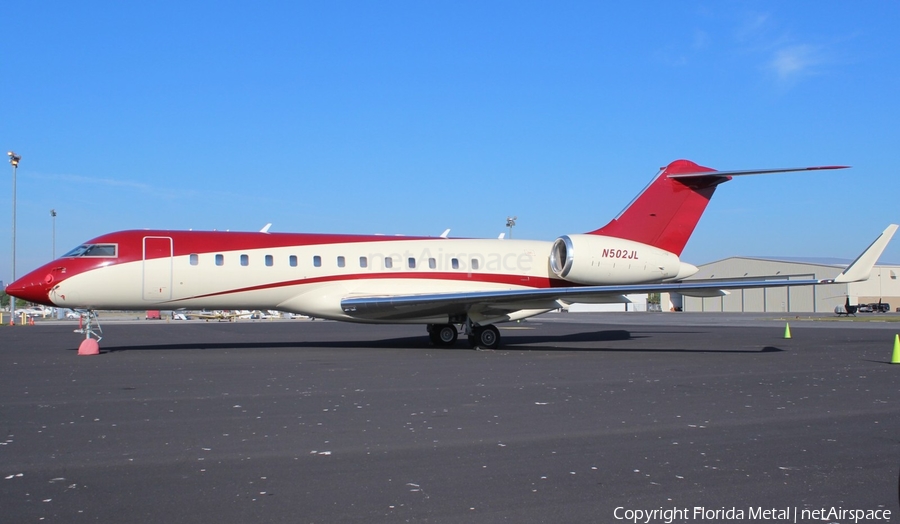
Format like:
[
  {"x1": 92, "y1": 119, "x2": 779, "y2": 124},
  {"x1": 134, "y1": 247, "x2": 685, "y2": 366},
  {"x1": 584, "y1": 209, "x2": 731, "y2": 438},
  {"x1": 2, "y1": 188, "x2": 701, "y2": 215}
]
[{"x1": 549, "y1": 234, "x2": 698, "y2": 285}]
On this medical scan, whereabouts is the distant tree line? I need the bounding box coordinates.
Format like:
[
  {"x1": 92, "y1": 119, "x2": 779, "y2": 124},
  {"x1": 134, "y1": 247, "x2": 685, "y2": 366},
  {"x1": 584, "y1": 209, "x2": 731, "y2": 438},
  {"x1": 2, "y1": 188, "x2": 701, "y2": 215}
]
[{"x1": 1, "y1": 291, "x2": 27, "y2": 309}]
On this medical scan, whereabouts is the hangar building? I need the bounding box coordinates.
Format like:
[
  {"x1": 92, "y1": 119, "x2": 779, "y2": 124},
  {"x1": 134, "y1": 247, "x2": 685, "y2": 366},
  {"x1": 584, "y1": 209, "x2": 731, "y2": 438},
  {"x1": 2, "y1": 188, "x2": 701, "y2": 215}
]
[{"x1": 665, "y1": 258, "x2": 900, "y2": 313}]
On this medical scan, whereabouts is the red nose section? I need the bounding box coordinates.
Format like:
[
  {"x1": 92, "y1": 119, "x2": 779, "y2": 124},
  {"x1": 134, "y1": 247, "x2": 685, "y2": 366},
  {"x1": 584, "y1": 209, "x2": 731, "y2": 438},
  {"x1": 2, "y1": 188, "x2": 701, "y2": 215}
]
[{"x1": 6, "y1": 273, "x2": 55, "y2": 307}]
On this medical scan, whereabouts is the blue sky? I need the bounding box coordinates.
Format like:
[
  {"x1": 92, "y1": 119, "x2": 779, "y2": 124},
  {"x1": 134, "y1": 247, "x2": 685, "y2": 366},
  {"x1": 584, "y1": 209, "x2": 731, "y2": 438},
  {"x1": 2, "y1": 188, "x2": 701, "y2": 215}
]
[{"x1": 2, "y1": 1, "x2": 899, "y2": 282}]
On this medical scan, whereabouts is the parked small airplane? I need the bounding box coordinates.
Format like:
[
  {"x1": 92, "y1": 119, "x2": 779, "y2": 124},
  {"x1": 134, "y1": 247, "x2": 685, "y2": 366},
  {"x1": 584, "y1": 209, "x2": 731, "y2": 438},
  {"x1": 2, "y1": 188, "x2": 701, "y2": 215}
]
[
  {"x1": 189, "y1": 309, "x2": 284, "y2": 321},
  {"x1": 6, "y1": 160, "x2": 897, "y2": 352},
  {"x1": 188, "y1": 310, "x2": 244, "y2": 321}
]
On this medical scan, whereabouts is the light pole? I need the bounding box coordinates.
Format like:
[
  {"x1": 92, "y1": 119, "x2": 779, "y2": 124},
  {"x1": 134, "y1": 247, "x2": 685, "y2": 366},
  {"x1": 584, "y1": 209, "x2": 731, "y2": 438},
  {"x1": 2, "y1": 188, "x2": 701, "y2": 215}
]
[
  {"x1": 8, "y1": 151, "x2": 20, "y2": 324},
  {"x1": 505, "y1": 216, "x2": 517, "y2": 239},
  {"x1": 50, "y1": 209, "x2": 57, "y2": 259}
]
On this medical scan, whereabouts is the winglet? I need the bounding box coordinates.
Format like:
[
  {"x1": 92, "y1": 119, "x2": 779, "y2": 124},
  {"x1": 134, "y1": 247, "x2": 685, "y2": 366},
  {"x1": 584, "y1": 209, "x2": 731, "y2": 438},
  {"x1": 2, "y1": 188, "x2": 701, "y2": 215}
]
[{"x1": 833, "y1": 224, "x2": 898, "y2": 283}]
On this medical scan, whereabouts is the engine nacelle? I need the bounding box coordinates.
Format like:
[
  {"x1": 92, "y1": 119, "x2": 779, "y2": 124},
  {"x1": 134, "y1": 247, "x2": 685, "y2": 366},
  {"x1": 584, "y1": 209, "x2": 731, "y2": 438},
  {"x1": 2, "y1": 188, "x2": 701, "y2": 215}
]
[{"x1": 549, "y1": 234, "x2": 697, "y2": 285}]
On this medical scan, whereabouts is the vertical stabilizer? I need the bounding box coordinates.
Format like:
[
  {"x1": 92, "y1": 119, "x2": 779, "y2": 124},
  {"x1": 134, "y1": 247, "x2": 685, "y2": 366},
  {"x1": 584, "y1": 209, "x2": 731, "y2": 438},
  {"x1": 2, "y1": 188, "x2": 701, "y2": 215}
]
[{"x1": 589, "y1": 160, "x2": 729, "y2": 256}]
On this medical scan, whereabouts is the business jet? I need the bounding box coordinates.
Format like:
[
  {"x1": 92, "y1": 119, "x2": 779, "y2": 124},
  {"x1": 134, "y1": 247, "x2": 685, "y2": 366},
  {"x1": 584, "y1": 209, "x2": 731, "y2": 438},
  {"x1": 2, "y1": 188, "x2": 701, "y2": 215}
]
[{"x1": 6, "y1": 160, "x2": 897, "y2": 354}]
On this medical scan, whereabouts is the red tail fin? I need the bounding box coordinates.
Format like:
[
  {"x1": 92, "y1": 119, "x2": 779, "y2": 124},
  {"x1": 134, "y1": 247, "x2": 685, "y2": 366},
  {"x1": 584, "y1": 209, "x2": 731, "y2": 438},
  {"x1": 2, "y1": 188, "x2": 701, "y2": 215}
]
[{"x1": 589, "y1": 160, "x2": 729, "y2": 256}]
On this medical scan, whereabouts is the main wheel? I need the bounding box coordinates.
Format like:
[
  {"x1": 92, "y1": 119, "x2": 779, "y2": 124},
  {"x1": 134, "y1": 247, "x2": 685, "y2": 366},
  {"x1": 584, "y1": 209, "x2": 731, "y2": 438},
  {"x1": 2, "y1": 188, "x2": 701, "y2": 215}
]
[
  {"x1": 428, "y1": 324, "x2": 458, "y2": 346},
  {"x1": 428, "y1": 326, "x2": 441, "y2": 345},
  {"x1": 436, "y1": 324, "x2": 458, "y2": 346},
  {"x1": 471, "y1": 325, "x2": 500, "y2": 349}
]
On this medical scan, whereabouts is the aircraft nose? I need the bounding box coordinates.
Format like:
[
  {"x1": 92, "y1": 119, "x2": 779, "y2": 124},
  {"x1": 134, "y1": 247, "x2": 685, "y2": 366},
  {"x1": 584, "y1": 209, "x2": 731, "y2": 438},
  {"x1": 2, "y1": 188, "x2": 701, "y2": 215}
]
[{"x1": 6, "y1": 273, "x2": 54, "y2": 306}]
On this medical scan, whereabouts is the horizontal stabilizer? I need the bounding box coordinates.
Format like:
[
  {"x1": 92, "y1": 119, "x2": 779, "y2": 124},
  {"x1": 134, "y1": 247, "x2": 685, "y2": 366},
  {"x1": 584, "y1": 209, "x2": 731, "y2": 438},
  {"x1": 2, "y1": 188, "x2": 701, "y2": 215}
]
[
  {"x1": 668, "y1": 165, "x2": 849, "y2": 179},
  {"x1": 833, "y1": 224, "x2": 898, "y2": 283},
  {"x1": 591, "y1": 161, "x2": 849, "y2": 258}
]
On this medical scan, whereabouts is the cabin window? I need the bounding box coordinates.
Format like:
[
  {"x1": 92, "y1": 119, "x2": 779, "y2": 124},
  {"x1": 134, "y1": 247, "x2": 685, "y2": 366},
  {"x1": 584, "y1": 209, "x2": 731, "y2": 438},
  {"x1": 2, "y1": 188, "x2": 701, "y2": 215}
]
[
  {"x1": 451, "y1": 258, "x2": 459, "y2": 270},
  {"x1": 385, "y1": 257, "x2": 393, "y2": 269},
  {"x1": 337, "y1": 256, "x2": 345, "y2": 268},
  {"x1": 359, "y1": 256, "x2": 368, "y2": 268},
  {"x1": 408, "y1": 257, "x2": 416, "y2": 269},
  {"x1": 190, "y1": 254, "x2": 199, "y2": 266},
  {"x1": 85, "y1": 244, "x2": 116, "y2": 257},
  {"x1": 289, "y1": 255, "x2": 298, "y2": 267},
  {"x1": 63, "y1": 243, "x2": 118, "y2": 258},
  {"x1": 215, "y1": 254, "x2": 224, "y2": 266},
  {"x1": 313, "y1": 255, "x2": 322, "y2": 267},
  {"x1": 240, "y1": 254, "x2": 249, "y2": 266},
  {"x1": 429, "y1": 258, "x2": 436, "y2": 269},
  {"x1": 265, "y1": 255, "x2": 274, "y2": 267},
  {"x1": 471, "y1": 259, "x2": 479, "y2": 270}
]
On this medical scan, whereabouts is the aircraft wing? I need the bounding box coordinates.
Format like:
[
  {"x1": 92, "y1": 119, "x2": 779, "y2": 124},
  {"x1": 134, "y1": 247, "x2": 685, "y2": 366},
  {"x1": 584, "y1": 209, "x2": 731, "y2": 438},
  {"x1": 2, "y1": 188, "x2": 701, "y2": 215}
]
[{"x1": 341, "y1": 224, "x2": 898, "y2": 323}]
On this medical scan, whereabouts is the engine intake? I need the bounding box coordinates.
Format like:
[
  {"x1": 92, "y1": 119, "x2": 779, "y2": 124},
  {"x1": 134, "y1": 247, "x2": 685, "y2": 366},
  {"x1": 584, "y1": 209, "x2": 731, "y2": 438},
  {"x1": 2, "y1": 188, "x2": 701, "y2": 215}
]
[
  {"x1": 549, "y1": 234, "x2": 689, "y2": 285},
  {"x1": 549, "y1": 236, "x2": 574, "y2": 278}
]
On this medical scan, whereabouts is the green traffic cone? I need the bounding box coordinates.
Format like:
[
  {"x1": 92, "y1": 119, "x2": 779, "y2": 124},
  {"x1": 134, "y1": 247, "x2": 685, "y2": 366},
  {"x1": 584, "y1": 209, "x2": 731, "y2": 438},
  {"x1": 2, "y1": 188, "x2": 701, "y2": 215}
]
[
  {"x1": 783, "y1": 323, "x2": 791, "y2": 339},
  {"x1": 892, "y1": 334, "x2": 900, "y2": 364}
]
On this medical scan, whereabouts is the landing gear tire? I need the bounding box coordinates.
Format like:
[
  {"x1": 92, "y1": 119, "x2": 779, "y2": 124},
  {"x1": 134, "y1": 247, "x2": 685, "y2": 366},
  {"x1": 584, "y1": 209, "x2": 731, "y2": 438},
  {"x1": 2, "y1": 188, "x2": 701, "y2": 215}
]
[
  {"x1": 427, "y1": 324, "x2": 458, "y2": 346},
  {"x1": 470, "y1": 325, "x2": 500, "y2": 350}
]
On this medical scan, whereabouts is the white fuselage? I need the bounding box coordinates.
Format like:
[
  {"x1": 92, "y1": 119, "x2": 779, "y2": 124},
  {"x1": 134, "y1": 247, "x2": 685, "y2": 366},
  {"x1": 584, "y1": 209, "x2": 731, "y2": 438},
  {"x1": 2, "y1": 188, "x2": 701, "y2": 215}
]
[{"x1": 46, "y1": 235, "x2": 688, "y2": 322}]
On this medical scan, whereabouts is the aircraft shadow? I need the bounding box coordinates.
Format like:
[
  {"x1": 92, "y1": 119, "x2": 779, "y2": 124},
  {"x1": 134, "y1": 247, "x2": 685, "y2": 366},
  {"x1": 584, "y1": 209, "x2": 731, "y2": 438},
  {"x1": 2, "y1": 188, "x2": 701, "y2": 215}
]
[
  {"x1": 496, "y1": 330, "x2": 783, "y2": 353},
  {"x1": 498, "y1": 342, "x2": 785, "y2": 354},
  {"x1": 95, "y1": 329, "x2": 783, "y2": 354}
]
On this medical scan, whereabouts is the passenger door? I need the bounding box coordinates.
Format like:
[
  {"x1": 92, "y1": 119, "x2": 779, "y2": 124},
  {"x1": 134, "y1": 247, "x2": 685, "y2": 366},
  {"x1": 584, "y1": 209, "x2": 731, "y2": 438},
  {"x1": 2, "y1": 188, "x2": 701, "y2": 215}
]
[{"x1": 143, "y1": 236, "x2": 173, "y2": 301}]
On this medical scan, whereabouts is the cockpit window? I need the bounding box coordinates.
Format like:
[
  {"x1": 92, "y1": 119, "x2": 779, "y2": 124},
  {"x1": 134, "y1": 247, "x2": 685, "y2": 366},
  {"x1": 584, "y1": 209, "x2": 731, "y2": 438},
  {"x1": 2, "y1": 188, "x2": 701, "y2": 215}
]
[{"x1": 62, "y1": 244, "x2": 118, "y2": 258}]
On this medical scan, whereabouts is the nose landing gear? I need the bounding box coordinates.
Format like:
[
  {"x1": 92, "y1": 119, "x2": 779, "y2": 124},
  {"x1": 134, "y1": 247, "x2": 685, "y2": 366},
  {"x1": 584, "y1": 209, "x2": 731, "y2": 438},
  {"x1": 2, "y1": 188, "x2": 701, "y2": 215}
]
[{"x1": 75, "y1": 310, "x2": 102, "y2": 356}]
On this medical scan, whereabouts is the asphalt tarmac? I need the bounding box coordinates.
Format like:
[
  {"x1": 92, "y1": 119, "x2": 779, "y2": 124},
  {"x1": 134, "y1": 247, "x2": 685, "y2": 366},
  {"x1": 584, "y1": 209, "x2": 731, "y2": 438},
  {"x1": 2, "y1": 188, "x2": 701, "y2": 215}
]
[{"x1": 1, "y1": 313, "x2": 898, "y2": 523}]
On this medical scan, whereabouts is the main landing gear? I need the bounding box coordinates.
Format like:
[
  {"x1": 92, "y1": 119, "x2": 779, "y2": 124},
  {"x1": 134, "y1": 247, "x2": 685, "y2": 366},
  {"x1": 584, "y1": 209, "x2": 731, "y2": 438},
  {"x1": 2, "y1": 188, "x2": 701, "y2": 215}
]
[{"x1": 426, "y1": 323, "x2": 500, "y2": 350}]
